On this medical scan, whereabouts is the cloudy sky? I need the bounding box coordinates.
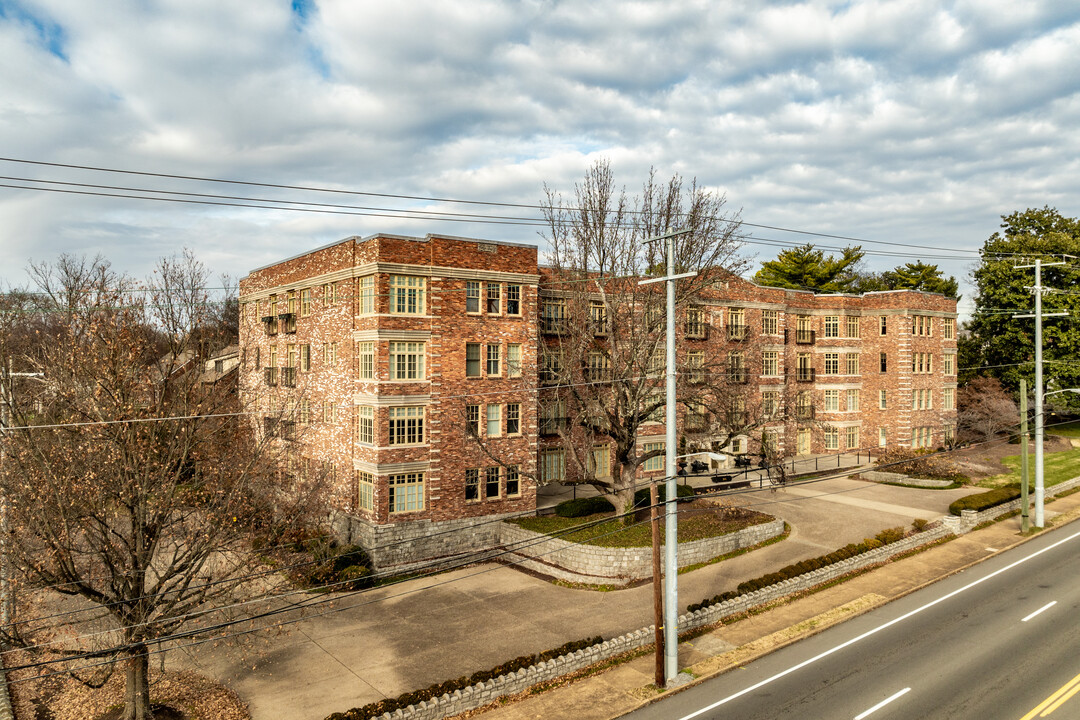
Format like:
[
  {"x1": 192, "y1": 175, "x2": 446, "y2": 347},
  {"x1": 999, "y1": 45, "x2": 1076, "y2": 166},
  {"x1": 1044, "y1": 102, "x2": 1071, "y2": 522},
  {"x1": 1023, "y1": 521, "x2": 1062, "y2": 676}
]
[{"x1": 2, "y1": 0, "x2": 1079, "y2": 314}]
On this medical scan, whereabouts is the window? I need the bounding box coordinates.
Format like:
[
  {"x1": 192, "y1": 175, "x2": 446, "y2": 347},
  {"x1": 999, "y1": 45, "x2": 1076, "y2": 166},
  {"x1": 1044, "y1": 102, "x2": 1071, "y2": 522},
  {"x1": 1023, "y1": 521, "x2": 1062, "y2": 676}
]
[
  {"x1": 507, "y1": 344, "x2": 522, "y2": 377},
  {"x1": 287, "y1": 291, "x2": 297, "y2": 314},
  {"x1": 466, "y1": 281, "x2": 480, "y2": 313},
  {"x1": 879, "y1": 390, "x2": 887, "y2": 410},
  {"x1": 323, "y1": 402, "x2": 337, "y2": 423},
  {"x1": 541, "y1": 400, "x2": 566, "y2": 434},
  {"x1": 913, "y1": 315, "x2": 933, "y2": 336},
  {"x1": 824, "y1": 427, "x2": 839, "y2": 450},
  {"x1": 797, "y1": 353, "x2": 813, "y2": 381},
  {"x1": 589, "y1": 446, "x2": 611, "y2": 479},
  {"x1": 287, "y1": 343, "x2": 298, "y2": 370},
  {"x1": 486, "y1": 344, "x2": 501, "y2": 376},
  {"x1": 686, "y1": 307, "x2": 706, "y2": 338},
  {"x1": 466, "y1": 343, "x2": 481, "y2": 377},
  {"x1": 466, "y1": 404, "x2": 480, "y2": 436},
  {"x1": 880, "y1": 352, "x2": 887, "y2": 373},
  {"x1": 912, "y1": 427, "x2": 933, "y2": 449},
  {"x1": 847, "y1": 389, "x2": 860, "y2": 412},
  {"x1": 763, "y1": 351, "x2": 779, "y2": 377},
  {"x1": 944, "y1": 354, "x2": 955, "y2": 375},
  {"x1": 824, "y1": 389, "x2": 840, "y2": 412},
  {"x1": 357, "y1": 471, "x2": 374, "y2": 511},
  {"x1": 796, "y1": 392, "x2": 814, "y2": 420},
  {"x1": 728, "y1": 308, "x2": 746, "y2": 339},
  {"x1": 486, "y1": 404, "x2": 501, "y2": 437},
  {"x1": 390, "y1": 342, "x2": 425, "y2": 380},
  {"x1": 507, "y1": 284, "x2": 521, "y2": 315},
  {"x1": 300, "y1": 289, "x2": 312, "y2": 317},
  {"x1": 846, "y1": 353, "x2": 859, "y2": 375},
  {"x1": 824, "y1": 316, "x2": 839, "y2": 338},
  {"x1": 591, "y1": 301, "x2": 608, "y2": 334},
  {"x1": 389, "y1": 473, "x2": 424, "y2": 513},
  {"x1": 324, "y1": 342, "x2": 338, "y2": 366},
  {"x1": 648, "y1": 346, "x2": 666, "y2": 377},
  {"x1": 357, "y1": 406, "x2": 374, "y2": 444},
  {"x1": 390, "y1": 275, "x2": 425, "y2": 315},
  {"x1": 506, "y1": 466, "x2": 520, "y2": 497},
  {"x1": 685, "y1": 400, "x2": 707, "y2": 431},
  {"x1": 465, "y1": 468, "x2": 480, "y2": 501},
  {"x1": 846, "y1": 426, "x2": 859, "y2": 450},
  {"x1": 541, "y1": 300, "x2": 565, "y2": 333},
  {"x1": 486, "y1": 282, "x2": 501, "y2": 314},
  {"x1": 943, "y1": 387, "x2": 955, "y2": 410},
  {"x1": 299, "y1": 399, "x2": 311, "y2": 425},
  {"x1": 358, "y1": 276, "x2": 374, "y2": 314},
  {"x1": 540, "y1": 449, "x2": 565, "y2": 482},
  {"x1": 506, "y1": 403, "x2": 520, "y2": 435},
  {"x1": 944, "y1": 318, "x2": 955, "y2": 339},
  {"x1": 358, "y1": 342, "x2": 374, "y2": 379},
  {"x1": 486, "y1": 467, "x2": 501, "y2": 499},
  {"x1": 824, "y1": 353, "x2": 839, "y2": 375},
  {"x1": 644, "y1": 442, "x2": 665, "y2": 472},
  {"x1": 686, "y1": 351, "x2": 704, "y2": 383},
  {"x1": 944, "y1": 426, "x2": 955, "y2": 447},
  {"x1": 269, "y1": 345, "x2": 278, "y2": 368},
  {"x1": 880, "y1": 316, "x2": 887, "y2": 335},
  {"x1": 541, "y1": 349, "x2": 562, "y2": 384},
  {"x1": 324, "y1": 282, "x2": 338, "y2": 308},
  {"x1": 388, "y1": 406, "x2": 424, "y2": 445},
  {"x1": 762, "y1": 391, "x2": 779, "y2": 417},
  {"x1": 846, "y1": 316, "x2": 860, "y2": 338},
  {"x1": 300, "y1": 344, "x2": 311, "y2": 372},
  {"x1": 762, "y1": 309, "x2": 778, "y2": 336},
  {"x1": 879, "y1": 427, "x2": 887, "y2": 447}
]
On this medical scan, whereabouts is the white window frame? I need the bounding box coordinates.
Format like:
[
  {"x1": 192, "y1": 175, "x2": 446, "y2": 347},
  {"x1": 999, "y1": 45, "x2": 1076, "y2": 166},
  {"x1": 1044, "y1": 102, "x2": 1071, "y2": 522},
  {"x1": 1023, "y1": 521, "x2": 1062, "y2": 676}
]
[{"x1": 390, "y1": 275, "x2": 426, "y2": 315}]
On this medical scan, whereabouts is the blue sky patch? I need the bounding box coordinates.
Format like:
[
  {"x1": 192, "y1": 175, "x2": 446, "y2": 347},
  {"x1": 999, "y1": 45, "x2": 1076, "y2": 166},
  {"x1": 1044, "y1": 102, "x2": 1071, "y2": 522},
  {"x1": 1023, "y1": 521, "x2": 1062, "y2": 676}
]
[{"x1": 0, "y1": 0, "x2": 68, "y2": 61}]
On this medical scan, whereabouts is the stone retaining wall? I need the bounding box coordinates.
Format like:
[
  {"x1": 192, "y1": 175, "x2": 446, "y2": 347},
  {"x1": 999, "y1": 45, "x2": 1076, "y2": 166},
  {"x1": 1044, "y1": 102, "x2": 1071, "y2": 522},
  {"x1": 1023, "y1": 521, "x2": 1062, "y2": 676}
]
[
  {"x1": 498, "y1": 518, "x2": 786, "y2": 585},
  {"x1": 861, "y1": 470, "x2": 953, "y2": 488},
  {"x1": 942, "y1": 474, "x2": 1080, "y2": 534}
]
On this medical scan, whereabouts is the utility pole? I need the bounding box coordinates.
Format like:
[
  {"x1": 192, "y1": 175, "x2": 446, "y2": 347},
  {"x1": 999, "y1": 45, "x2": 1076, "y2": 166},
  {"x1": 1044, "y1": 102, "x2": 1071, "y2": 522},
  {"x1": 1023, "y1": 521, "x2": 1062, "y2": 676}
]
[
  {"x1": 1020, "y1": 379, "x2": 1029, "y2": 534},
  {"x1": 639, "y1": 228, "x2": 695, "y2": 685},
  {"x1": 1013, "y1": 258, "x2": 1066, "y2": 527}
]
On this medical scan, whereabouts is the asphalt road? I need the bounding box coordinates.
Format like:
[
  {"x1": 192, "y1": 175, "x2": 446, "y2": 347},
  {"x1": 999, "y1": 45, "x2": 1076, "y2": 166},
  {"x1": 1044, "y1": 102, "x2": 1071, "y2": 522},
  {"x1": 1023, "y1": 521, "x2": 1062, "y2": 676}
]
[{"x1": 626, "y1": 524, "x2": 1080, "y2": 720}]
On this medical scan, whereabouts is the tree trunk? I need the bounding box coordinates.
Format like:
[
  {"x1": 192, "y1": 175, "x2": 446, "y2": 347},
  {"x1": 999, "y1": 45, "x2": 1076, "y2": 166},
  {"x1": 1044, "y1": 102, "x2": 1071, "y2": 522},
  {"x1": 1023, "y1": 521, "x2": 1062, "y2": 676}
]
[
  {"x1": 123, "y1": 644, "x2": 152, "y2": 720},
  {"x1": 616, "y1": 464, "x2": 637, "y2": 525}
]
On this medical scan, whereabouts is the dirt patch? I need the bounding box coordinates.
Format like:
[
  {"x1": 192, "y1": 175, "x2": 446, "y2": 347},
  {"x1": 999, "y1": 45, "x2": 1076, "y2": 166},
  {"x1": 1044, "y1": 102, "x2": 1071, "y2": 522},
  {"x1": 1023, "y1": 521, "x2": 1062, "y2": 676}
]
[{"x1": 950, "y1": 436, "x2": 1072, "y2": 479}]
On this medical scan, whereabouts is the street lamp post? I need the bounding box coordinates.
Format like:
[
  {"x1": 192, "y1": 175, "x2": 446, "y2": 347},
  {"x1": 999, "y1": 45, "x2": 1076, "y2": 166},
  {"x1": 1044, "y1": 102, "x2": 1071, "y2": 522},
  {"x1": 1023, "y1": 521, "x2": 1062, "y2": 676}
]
[{"x1": 639, "y1": 228, "x2": 695, "y2": 685}]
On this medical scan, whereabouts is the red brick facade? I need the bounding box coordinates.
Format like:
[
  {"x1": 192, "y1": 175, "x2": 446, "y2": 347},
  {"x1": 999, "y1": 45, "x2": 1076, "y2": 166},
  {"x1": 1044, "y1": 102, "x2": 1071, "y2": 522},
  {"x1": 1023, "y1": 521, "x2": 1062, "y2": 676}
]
[{"x1": 240, "y1": 234, "x2": 957, "y2": 560}]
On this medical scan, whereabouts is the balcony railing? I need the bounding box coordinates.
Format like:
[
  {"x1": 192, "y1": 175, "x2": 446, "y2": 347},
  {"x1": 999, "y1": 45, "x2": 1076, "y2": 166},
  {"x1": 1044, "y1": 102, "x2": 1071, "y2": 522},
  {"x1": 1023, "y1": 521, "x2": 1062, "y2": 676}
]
[
  {"x1": 281, "y1": 367, "x2": 297, "y2": 387},
  {"x1": 584, "y1": 367, "x2": 612, "y2": 383},
  {"x1": 264, "y1": 367, "x2": 278, "y2": 386},
  {"x1": 795, "y1": 405, "x2": 816, "y2": 420},
  {"x1": 279, "y1": 419, "x2": 297, "y2": 441},
  {"x1": 539, "y1": 417, "x2": 569, "y2": 435},
  {"x1": 540, "y1": 317, "x2": 567, "y2": 335},
  {"x1": 795, "y1": 329, "x2": 816, "y2": 345},
  {"x1": 796, "y1": 367, "x2": 816, "y2": 383},
  {"x1": 685, "y1": 323, "x2": 709, "y2": 340},
  {"x1": 684, "y1": 416, "x2": 708, "y2": 432},
  {"x1": 278, "y1": 312, "x2": 297, "y2": 334},
  {"x1": 539, "y1": 368, "x2": 562, "y2": 385},
  {"x1": 727, "y1": 369, "x2": 748, "y2": 384},
  {"x1": 591, "y1": 319, "x2": 609, "y2": 336},
  {"x1": 728, "y1": 324, "x2": 748, "y2": 341},
  {"x1": 261, "y1": 315, "x2": 279, "y2": 335}
]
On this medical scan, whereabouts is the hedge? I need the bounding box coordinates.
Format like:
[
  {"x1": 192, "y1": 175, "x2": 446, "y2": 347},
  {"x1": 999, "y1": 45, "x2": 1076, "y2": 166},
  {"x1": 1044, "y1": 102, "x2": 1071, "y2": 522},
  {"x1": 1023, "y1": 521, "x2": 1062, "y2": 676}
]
[
  {"x1": 686, "y1": 526, "x2": 908, "y2": 613},
  {"x1": 555, "y1": 496, "x2": 615, "y2": 517},
  {"x1": 949, "y1": 484, "x2": 1029, "y2": 515},
  {"x1": 325, "y1": 636, "x2": 603, "y2": 720}
]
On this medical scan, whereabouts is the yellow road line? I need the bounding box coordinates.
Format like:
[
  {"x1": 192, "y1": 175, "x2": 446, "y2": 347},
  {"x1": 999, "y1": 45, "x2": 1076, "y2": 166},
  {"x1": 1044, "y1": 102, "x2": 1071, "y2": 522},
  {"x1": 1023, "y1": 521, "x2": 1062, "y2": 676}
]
[{"x1": 1020, "y1": 671, "x2": 1080, "y2": 720}]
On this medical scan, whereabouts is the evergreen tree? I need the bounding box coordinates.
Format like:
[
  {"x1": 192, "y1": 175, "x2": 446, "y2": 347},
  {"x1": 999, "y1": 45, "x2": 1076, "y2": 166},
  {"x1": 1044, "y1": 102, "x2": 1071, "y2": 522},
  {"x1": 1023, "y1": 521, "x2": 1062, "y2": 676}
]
[
  {"x1": 753, "y1": 243, "x2": 865, "y2": 293},
  {"x1": 878, "y1": 261, "x2": 960, "y2": 298}
]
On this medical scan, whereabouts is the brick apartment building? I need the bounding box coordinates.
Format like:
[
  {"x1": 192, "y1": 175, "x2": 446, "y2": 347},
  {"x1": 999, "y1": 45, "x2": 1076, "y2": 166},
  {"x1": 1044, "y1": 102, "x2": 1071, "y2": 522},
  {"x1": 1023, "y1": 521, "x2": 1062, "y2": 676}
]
[{"x1": 239, "y1": 233, "x2": 957, "y2": 568}]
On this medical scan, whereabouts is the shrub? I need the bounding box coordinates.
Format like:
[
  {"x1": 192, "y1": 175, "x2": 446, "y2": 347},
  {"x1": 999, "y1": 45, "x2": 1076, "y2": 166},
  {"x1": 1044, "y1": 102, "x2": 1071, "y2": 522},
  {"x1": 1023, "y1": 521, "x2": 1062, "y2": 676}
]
[
  {"x1": 633, "y1": 483, "x2": 695, "y2": 509},
  {"x1": 555, "y1": 496, "x2": 615, "y2": 518},
  {"x1": 876, "y1": 448, "x2": 965, "y2": 482},
  {"x1": 912, "y1": 518, "x2": 930, "y2": 532},
  {"x1": 949, "y1": 485, "x2": 1027, "y2": 515},
  {"x1": 326, "y1": 636, "x2": 604, "y2": 720},
  {"x1": 300, "y1": 543, "x2": 374, "y2": 591}
]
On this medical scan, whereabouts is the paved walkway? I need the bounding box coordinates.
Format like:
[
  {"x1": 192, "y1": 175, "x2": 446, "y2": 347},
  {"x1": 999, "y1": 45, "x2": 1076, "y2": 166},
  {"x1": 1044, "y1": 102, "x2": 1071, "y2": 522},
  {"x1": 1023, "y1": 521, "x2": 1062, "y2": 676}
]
[
  {"x1": 478, "y1": 491, "x2": 1080, "y2": 720},
  {"x1": 176, "y1": 475, "x2": 971, "y2": 720}
]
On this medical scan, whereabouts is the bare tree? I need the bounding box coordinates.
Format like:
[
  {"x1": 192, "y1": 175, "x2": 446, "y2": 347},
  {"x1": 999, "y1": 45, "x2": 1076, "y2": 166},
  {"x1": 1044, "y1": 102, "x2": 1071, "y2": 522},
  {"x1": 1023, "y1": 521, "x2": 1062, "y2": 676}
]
[
  {"x1": 532, "y1": 159, "x2": 771, "y2": 513},
  {"x1": 0, "y1": 252, "x2": 322, "y2": 720},
  {"x1": 957, "y1": 376, "x2": 1019, "y2": 443}
]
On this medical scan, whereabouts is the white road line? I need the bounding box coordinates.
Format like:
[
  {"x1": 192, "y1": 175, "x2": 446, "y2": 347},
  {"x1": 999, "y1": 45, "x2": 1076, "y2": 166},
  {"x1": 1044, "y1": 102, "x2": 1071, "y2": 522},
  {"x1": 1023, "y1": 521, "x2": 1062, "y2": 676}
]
[
  {"x1": 673, "y1": 527, "x2": 1080, "y2": 720},
  {"x1": 1021, "y1": 600, "x2": 1057, "y2": 622},
  {"x1": 853, "y1": 687, "x2": 911, "y2": 720}
]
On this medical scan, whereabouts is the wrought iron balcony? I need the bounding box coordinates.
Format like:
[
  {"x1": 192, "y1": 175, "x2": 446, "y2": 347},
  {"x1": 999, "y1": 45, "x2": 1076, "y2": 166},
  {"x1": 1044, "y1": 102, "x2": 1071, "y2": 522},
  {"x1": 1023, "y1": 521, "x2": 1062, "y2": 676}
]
[
  {"x1": 264, "y1": 367, "x2": 278, "y2": 386},
  {"x1": 539, "y1": 417, "x2": 569, "y2": 435},
  {"x1": 796, "y1": 367, "x2": 816, "y2": 383},
  {"x1": 795, "y1": 329, "x2": 816, "y2": 345},
  {"x1": 728, "y1": 324, "x2": 748, "y2": 341},
  {"x1": 278, "y1": 313, "x2": 297, "y2": 334},
  {"x1": 281, "y1": 367, "x2": 297, "y2": 387}
]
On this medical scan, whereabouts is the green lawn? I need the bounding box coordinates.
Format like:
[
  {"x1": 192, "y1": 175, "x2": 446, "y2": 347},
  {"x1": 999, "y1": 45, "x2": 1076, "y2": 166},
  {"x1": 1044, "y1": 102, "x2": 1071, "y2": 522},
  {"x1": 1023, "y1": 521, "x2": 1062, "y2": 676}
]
[
  {"x1": 979, "y1": 446, "x2": 1080, "y2": 489},
  {"x1": 1048, "y1": 420, "x2": 1080, "y2": 438},
  {"x1": 509, "y1": 508, "x2": 771, "y2": 548}
]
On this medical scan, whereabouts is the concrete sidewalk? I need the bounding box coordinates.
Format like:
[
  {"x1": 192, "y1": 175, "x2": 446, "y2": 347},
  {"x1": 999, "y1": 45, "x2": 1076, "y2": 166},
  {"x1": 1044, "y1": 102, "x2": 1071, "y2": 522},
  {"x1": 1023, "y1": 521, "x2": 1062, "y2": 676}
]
[
  {"x1": 475, "y1": 491, "x2": 1080, "y2": 720},
  {"x1": 176, "y1": 476, "x2": 973, "y2": 719}
]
